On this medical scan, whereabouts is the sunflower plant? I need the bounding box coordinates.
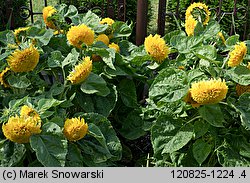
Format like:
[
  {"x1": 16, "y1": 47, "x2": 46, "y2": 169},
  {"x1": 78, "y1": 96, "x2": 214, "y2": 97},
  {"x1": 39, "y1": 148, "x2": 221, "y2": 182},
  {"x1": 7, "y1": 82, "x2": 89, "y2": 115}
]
[{"x1": 0, "y1": 2, "x2": 250, "y2": 167}]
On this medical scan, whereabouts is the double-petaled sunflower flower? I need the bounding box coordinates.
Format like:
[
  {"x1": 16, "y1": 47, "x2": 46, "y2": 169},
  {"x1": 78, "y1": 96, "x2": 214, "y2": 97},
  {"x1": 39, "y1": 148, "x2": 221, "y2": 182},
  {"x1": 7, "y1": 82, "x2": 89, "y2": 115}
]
[
  {"x1": 67, "y1": 57, "x2": 92, "y2": 84},
  {"x1": 236, "y1": 84, "x2": 250, "y2": 96},
  {"x1": 6, "y1": 45, "x2": 40, "y2": 72},
  {"x1": 185, "y1": 16, "x2": 198, "y2": 36},
  {"x1": 14, "y1": 27, "x2": 30, "y2": 44},
  {"x1": 228, "y1": 42, "x2": 247, "y2": 67},
  {"x1": 100, "y1": 17, "x2": 115, "y2": 25},
  {"x1": 0, "y1": 67, "x2": 11, "y2": 88},
  {"x1": 20, "y1": 105, "x2": 41, "y2": 122},
  {"x1": 185, "y1": 2, "x2": 210, "y2": 25},
  {"x1": 109, "y1": 43, "x2": 120, "y2": 53},
  {"x1": 63, "y1": 117, "x2": 88, "y2": 141},
  {"x1": 42, "y1": 6, "x2": 57, "y2": 29},
  {"x1": 67, "y1": 24, "x2": 95, "y2": 48},
  {"x1": 144, "y1": 34, "x2": 170, "y2": 63},
  {"x1": 96, "y1": 34, "x2": 110, "y2": 46},
  {"x1": 186, "y1": 78, "x2": 228, "y2": 107},
  {"x1": 2, "y1": 115, "x2": 42, "y2": 143}
]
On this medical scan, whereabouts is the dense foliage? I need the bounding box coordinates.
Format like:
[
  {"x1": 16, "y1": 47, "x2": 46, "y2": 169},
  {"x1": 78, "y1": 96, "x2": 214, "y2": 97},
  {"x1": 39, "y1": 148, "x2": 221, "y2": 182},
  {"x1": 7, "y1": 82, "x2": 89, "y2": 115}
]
[{"x1": 1, "y1": 2, "x2": 250, "y2": 167}]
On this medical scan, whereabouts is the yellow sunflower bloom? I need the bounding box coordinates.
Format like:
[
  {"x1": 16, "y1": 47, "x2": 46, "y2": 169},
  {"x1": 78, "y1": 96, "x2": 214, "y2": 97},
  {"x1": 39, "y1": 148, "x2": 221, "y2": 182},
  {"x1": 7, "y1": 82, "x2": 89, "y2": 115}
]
[
  {"x1": 100, "y1": 17, "x2": 115, "y2": 25},
  {"x1": 185, "y1": 2, "x2": 210, "y2": 25},
  {"x1": 2, "y1": 115, "x2": 41, "y2": 143},
  {"x1": 20, "y1": 105, "x2": 41, "y2": 122},
  {"x1": 6, "y1": 45, "x2": 40, "y2": 72},
  {"x1": 67, "y1": 24, "x2": 95, "y2": 48},
  {"x1": 190, "y1": 78, "x2": 228, "y2": 105},
  {"x1": 184, "y1": 90, "x2": 201, "y2": 108},
  {"x1": 14, "y1": 27, "x2": 30, "y2": 44},
  {"x1": 96, "y1": 34, "x2": 110, "y2": 46},
  {"x1": 236, "y1": 84, "x2": 250, "y2": 96},
  {"x1": 228, "y1": 42, "x2": 247, "y2": 67},
  {"x1": 0, "y1": 67, "x2": 11, "y2": 88},
  {"x1": 144, "y1": 34, "x2": 170, "y2": 63},
  {"x1": 63, "y1": 117, "x2": 88, "y2": 141},
  {"x1": 67, "y1": 57, "x2": 92, "y2": 84},
  {"x1": 42, "y1": 6, "x2": 57, "y2": 29},
  {"x1": 109, "y1": 43, "x2": 120, "y2": 53},
  {"x1": 185, "y1": 16, "x2": 198, "y2": 36}
]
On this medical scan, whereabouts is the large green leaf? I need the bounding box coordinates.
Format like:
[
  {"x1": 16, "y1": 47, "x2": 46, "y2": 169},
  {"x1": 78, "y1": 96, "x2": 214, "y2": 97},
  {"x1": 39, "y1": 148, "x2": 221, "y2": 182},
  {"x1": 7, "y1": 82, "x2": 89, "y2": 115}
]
[
  {"x1": 112, "y1": 21, "x2": 132, "y2": 38},
  {"x1": 30, "y1": 123, "x2": 67, "y2": 167},
  {"x1": 162, "y1": 123, "x2": 194, "y2": 154},
  {"x1": 65, "y1": 143, "x2": 83, "y2": 167},
  {"x1": 226, "y1": 66, "x2": 250, "y2": 85},
  {"x1": 77, "y1": 84, "x2": 117, "y2": 117},
  {"x1": 198, "y1": 104, "x2": 225, "y2": 127},
  {"x1": 27, "y1": 27, "x2": 53, "y2": 46},
  {"x1": 193, "y1": 45, "x2": 217, "y2": 62},
  {"x1": 37, "y1": 98, "x2": 64, "y2": 114},
  {"x1": 77, "y1": 113, "x2": 122, "y2": 165},
  {"x1": 233, "y1": 93, "x2": 250, "y2": 129},
  {"x1": 118, "y1": 79, "x2": 138, "y2": 108},
  {"x1": 192, "y1": 139, "x2": 212, "y2": 165},
  {"x1": 7, "y1": 75, "x2": 31, "y2": 89},
  {"x1": 0, "y1": 142, "x2": 26, "y2": 167},
  {"x1": 225, "y1": 35, "x2": 240, "y2": 47},
  {"x1": 149, "y1": 68, "x2": 189, "y2": 103},
  {"x1": 80, "y1": 73, "x2": 110, "y2": 96},
  {"x1": 47, "y1": 51, "x2": 64, "y2": 68}
]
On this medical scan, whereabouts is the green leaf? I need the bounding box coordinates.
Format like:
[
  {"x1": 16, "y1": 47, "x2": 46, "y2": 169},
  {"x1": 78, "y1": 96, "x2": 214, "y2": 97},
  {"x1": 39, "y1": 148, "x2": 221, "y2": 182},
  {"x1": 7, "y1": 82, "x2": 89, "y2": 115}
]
[
  {"x1": 162, "y1": 123, "x2": 194, "y2": 154},
  {"x1": 112, "y1": 21, "x2": 132, "y2": 38},
  {"x1": 118, "y1": 109, "x2": 146, "y2": 140},
  {"x1": 149, "y1": 68, "x2": 189, "y2": 102},
  {"x1": 37, "y1": 98, "x2": 64, "y2": 113},
  {"x1": 79, "y1": 113, "x2": 122, "y2": 162},
  {"x1": 226, "y1": 66, "x2": 250, "y2": 85},
  {"x1": 0, "y1": 30, "x2": 15, "y2": 45},
  {"x1": 77, "y1": 84, "x2": 117, "y2": 117},
  {"x1": 194, "y1": 119, "x2": 210, "y2": 139},
  {"x1": 7, "y1": 75, "x2": 31, "y2": 89},
  {"x1": 27, "y1": 27, "x2": 53, "y2": 46},
  {"x1": 233, "y1": 93, "x2": 250, "y2": 129},
  {"x1": 198, "y1": 104, "x2": 225, "y2": 127},
  {"x1": 163, "y1": 30, "x2": 186, "y2": 45},
  {"x1": 225, "y1": 34, "x2": 240, "y2": 47},
  {"x1": 62, "y1": 49, "x2": 79, "y2": 68},
  {"x1": 91, "y1": 47, "x2": 115, "y2": 70},
  {"x1": 65, "y1": 143, "x2": 83, "y2": 167},
  {"x1": 81, "y1": 73, "x2": 110, "y2": 97},
  {"x1": 0, "y1": 142, "x2": 26, "y2": 167},
  {"x1": 30, "y1": 123, "x2": 67, "y2": 167},
  {"x1": 47, "y1": 51, "x2": 64, "y2": 68},
  {"x1": 48, "y1": 82, "x2": 65, "y2": 96},
  {"x1": 192, "y1": 139, "x2": 212, "y2": 165},
  {"x1": 201, "y1": 20, "x2": 220, "y2": 40},
  {"x1": 193, "y1": 45, "x2": 217, "y2": 61},
  {"x1": 118, "y1": 79, "x2": 137, "y2": 108}
]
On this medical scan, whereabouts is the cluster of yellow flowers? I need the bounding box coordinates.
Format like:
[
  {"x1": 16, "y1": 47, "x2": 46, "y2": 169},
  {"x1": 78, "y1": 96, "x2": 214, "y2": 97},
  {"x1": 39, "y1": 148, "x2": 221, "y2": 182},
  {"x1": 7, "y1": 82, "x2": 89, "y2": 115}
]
[
  {"x1": 185, "y1": 78, "x2": 228, "y2": 107},
  {"x1": 2, "y1": 105, "x2": 88, "y2": 143},
  {"x1": 185, "y1": 2, "x2": 211, "y2": 36}
]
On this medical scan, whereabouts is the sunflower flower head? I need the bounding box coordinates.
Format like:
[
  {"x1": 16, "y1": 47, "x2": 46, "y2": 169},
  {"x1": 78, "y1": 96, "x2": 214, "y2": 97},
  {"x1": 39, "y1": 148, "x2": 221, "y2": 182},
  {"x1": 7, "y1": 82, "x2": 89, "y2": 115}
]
[
  {"x1": 20, "y1": 105, "x2": 41, "y2": 122},
  {"x1": 67, "y1": 56, "x2": 92, "y2": 84},
  {"x1": 185, "y1": 16, "x2": 198, "y2": 36},
  {"x1": 228, "y1": 42, "x2": 247, "y2": 67},
  {"x1": 43, "y1": 6, "x2": 57, "y2": 29},
  {"x1": 63, "y1": 117, "x2": 88, "y2": 141},
  {"x1": 109, "y1": 43, "x2": 120, "y2": 53},
  {"x1": 6, "y1": 45, "x2": 40, "y2": 72},
  {"x1": 0, "y1": 67, "x2": 11, "y2": 88},
  {"x1": 14, "y1": 27, "x2": 30, "y2": 44},
  {"x1": 236, "y1": 84, "x2": 250, "y2": 96},
  {"x1": 144, "y1": 34, "x2": 170, "y2": 63},
  {"x1": 100, "y1": 17, "x2": 115, "y2": 26},
  {"x1": 67, "y1": 24, "x2": 94, "y2": 48},
  {"x1": 96, "y1": 34, "x2": 110, "y2": 46},
  {"x1": 190, "y1": 78, "x2": 228, "y2": 105},
  {"x1": 185, "y1": 2, "x2": 211, "y2": 25},
  {"x1": 2, "y1": 115, "x2": 41, "y2": 143}
]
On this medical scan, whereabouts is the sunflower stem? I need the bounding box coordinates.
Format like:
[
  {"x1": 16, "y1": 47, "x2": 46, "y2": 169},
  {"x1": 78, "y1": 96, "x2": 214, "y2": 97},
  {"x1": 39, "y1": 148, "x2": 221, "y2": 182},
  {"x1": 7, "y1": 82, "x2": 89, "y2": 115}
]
[
  {"x1": 186, "y1": 115, "x2": 202, "y2": 124},
  {"x1": 24, "y1": 143, "x2": 33, "y2": 164}
]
